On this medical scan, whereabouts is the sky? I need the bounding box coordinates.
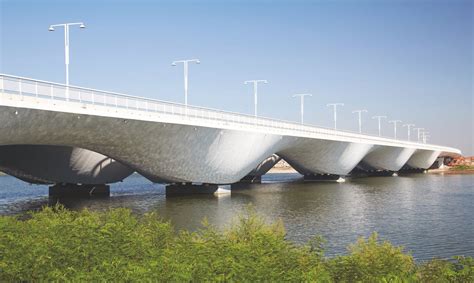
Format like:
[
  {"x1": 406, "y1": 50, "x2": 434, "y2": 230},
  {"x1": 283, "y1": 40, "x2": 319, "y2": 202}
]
[{"x1": 1, "y1": 0, "x2": 473, "y2": 155}]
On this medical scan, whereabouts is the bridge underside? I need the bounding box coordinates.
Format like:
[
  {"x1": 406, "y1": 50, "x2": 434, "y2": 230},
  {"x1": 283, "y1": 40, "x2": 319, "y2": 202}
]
[{"x1": 0, "y1": 105, "x2": 454, "y2": 186}]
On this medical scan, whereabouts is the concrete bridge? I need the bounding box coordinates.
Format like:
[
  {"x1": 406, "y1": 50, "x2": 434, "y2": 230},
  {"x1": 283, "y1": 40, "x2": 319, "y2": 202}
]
[{"x1": 0, "y1": 74, "x2": 461, "y2": 193}]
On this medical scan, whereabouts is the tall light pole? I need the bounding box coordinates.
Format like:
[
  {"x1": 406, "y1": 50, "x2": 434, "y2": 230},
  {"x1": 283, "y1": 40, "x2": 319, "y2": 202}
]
[
  {"x1": 372, "y1": 115, "x2": 387, "y2": 137},
  {"x1": 352, "y1": 109, "x2": 368, "y2": 134},
  {"x1": 402, "y1": 124, "x2": 415, "y2": 141},
  {"x1": 48, "y1": 22, "x2": 86, "y2": 85},
  {"x1": 327, "y1": 103, "x2": 344, "y2": 130},
  {"x1": 388, "y1": 120, "x2": 402, "y2": 139},
  {"x1": 172, "y1": 59, "x2": 200, "y2": 110},
  {"x1": 421, "y1": 131, "x2": 430, "y2": 144},
  {"x1": 244, "y1": 80, "x2": 268, "y2": 117},
  {"x1": 421, "y1": 131, "x2": 430, "y2": 143},
  {"x1": 413, "y1": 127, "x2": 425, "y2": 142},
  {"x1": 292, "y1": 93, "x2": 312, "y2": 124},
  {"x1": 424, "y1": 135, "x2": 430, "y2": 144}
]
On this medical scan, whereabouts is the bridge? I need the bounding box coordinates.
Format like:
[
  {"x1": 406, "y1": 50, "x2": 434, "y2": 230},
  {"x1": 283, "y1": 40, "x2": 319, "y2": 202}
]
[{"x1": 0, "y1": 74, "x2": 461, "y2": 194}]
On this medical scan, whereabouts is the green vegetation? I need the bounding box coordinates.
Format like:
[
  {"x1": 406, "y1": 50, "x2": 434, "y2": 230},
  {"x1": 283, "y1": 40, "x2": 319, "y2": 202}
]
[
  {"x1": 1, "y1": 206, "x2": 472, "y2": 282},
  {"x1": 451, "y1": 165, "x2": 474, "y2": 171}
]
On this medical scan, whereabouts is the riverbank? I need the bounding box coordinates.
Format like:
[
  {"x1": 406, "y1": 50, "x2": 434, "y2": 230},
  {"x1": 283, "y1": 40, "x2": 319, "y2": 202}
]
[
  {"x1": 268, "y1": 166, "x2": 297, "y2": 173},
  {"x1": 429, "y1": 165, "x2": 474, "y2": 175},
  {"x1": 1, "y1": 206, "x2": 472, "y2": 282}
]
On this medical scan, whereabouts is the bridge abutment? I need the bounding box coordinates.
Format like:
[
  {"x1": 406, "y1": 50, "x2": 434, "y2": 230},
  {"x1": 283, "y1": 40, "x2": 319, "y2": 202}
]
[{"x1": 49, "y1": 184, "x2": 110, "y2": 197}]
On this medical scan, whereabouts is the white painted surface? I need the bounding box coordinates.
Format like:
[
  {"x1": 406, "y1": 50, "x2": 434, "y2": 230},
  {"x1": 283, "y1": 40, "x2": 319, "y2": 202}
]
[
  {"x1": 407, "y1": 150, "x2": 442, "y2": 169},
  {"x1": 0, "y1": 74, "x2": 462, "y2": 184},
  {"x1": 278, "y1": 139, "x2": 373, "y2": 175},
  {"x1": 0, "y1": 145, "x2": 133, "y2": 184},
  {"x1": 360, "y1": 146, "x2": 417, "y2": 171}
]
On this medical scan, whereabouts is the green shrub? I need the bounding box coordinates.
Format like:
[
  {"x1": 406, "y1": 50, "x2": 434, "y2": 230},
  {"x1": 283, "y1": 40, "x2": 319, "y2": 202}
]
[
  {"x1": 416, "y1": 256, "x2": 474, "y2": 282},
  {"x1": 0, "y1": 206, "x2": 174, "y2": 281},
  {"x1": 0, "y1": 206, "x2": 472, "y2": 282},
  {"x1": 326, "y1": 233, "x2": 415, "y2": 282},
  {"x1": 157, "y1": 209, "x2": 330, "y2": 282},
  {"x1": 451, "y1": 165, "x2": 474, "y2": 171}
]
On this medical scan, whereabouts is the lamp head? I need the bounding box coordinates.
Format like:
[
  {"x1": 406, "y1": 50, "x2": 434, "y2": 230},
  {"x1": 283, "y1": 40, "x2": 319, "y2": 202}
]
[
  {"x1": 79, "y1": 23, "x2": 86, "y2": 29},
  {"x1": 48, "y1": 26, "x2": 55, "y2": 32},
  {"x1": 195, "y1": 60, "x2": 201, "y2": 64},
  {"x1": 171, "y1": 63, "x2": 177, "y2": 66}
]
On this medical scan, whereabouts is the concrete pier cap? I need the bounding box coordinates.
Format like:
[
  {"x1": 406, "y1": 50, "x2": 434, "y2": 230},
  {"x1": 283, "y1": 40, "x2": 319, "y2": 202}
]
[
  {"x1": 49, "y1": 183, "x2": 110, "y2": 197},
  {"x1": 165, "y1": 183, "x2": 231, "y2": 196}
]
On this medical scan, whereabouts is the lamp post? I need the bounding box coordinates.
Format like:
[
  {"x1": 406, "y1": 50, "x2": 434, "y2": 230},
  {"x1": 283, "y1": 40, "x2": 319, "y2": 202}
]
[
  {"x1": 372, "y1": 115, "x2": 387, "y2": 137},
  {"x1": 327, "y1": 103, "x2": 344, "y2": 130},
  {"x1": 172, "y1": 59, "x2": 200, "y2": 111},
  {"x1": 352, "y1": 109, "x2": 368, "y2": 134},
  {"x1": 413, "y1": 127, "x2": 425, "y2": 142},
  {"x1": 48, "y1": 22, "x2": 86, "y2": 85},
  {"x1": 292, "y1": 93, "x2": 312, "y2": 124},
  {"x1": 388, "y1": 120, "x2": 402, "y2": 139},
  {"x1": 421, "y1": 131, "x2": 430, "y2": 144},
  {"x1": 244, "y1": 80, "x2": 268, "y2": 117},
  {"x1": 402, "y1": 124, "x2": 415, "y2": 141}
]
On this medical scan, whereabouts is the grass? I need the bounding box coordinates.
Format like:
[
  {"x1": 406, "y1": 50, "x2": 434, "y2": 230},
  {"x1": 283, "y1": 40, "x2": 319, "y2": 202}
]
[
  {"x1": 0, "y1": 206, "x2": 472, "y2": 282},
  {"x1": 450, "y1": 165, "x2": 474, "y2": 171}
]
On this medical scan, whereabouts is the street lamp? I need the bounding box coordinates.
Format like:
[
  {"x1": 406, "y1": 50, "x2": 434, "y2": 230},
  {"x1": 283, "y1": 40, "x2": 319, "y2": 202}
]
[
  {"x1": 413, "y1": 127, "x2": 425, "y2": 142},
  {"x1": 292, "y1": 93, "x2": 312, "y2": 124},
  {"x1": 372, "y1": 115, "x2": 387, "y2": 137},
  {"x1": 352, "y1": 109, "x2": 368, "y2": 134},
  {"x1": 327, "y1": 103, "x2": 344, "y2": 130},
  {"x1": 244, "y1": 80, "x2": 268, "y2": 117},
  {"x1": 172, "y1": 59, "x2": 200, "y2": 110},
  {"x1": 388, "y1": 120, "x2": 402, "y2": 139},
  {"x1": 48, "y1": 22, "x2": 86, "y2": 85},
  {"x1": 421, "y1": 131, "x2": 430, "y2": 144},
  {"x1": 402, "y1": 124, "x2": 415, "y2": 141}
]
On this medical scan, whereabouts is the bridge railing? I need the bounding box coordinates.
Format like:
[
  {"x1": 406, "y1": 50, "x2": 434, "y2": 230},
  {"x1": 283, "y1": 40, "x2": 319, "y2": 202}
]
[{"x1": 0, "y1": 74, "x2": 456, "y2": 153}]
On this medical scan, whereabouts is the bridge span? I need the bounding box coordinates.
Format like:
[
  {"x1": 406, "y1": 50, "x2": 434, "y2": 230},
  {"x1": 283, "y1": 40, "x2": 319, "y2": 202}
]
[{"x1": 0, "y1": 74, "x2": 461, "y2": 190}]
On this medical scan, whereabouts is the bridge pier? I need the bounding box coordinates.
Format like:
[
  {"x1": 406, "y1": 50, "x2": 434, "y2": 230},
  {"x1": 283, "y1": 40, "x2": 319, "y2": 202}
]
[
  {"x1": 398, "y1": 168, "x2": 426, "y2": 174},
  {"x1": 238, "y1": 175, "x2": 262, "y2": 184},
  {"x1": 350, "y1": 170, "x2": 397, "y2": 177},
  {"x1": 49, "y1": 183, "x2": 110, "y2": 197},
  {"x1": 165, "y1": 183, "x2": 231, "y2": 196},
  {"x1": 303, "y1": 174, "x2": 342, "y2": 182}
]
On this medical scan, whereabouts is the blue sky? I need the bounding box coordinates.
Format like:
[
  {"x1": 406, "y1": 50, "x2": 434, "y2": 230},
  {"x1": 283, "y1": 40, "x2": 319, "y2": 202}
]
[{"x1": 1, "y1": 0, "x2": 472, "y2": 154}]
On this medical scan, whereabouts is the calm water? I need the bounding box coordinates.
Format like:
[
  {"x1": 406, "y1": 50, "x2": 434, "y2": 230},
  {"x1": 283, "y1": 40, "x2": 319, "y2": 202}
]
[{"x1": 0, "y1": 173, "x2": 473, "y2": 261}]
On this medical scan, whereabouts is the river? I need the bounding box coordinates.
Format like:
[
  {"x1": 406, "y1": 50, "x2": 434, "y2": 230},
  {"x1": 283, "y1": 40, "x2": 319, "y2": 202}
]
[{"x1": 0, "y1": 172, "x2": 472, "y2": 261}]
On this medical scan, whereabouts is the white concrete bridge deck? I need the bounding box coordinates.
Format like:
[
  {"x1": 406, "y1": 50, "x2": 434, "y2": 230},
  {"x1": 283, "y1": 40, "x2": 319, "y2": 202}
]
[{"x1": 0, "y1": 74, "x2": 461, "y2": 185}]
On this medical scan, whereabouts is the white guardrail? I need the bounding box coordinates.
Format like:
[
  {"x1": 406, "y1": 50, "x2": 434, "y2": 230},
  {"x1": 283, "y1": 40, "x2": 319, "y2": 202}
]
[{"x1": 0, "y1": 74, "x2": 458, "y2": 153}]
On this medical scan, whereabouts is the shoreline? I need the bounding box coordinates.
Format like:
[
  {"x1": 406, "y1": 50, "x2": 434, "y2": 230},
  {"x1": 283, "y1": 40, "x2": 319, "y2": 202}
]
[
  {"x1": 267, "y1": 167, "x2": 298, "y2": 174},
  {"x1": 428, "y1": 168, "x2": 474, "y2": 175}
]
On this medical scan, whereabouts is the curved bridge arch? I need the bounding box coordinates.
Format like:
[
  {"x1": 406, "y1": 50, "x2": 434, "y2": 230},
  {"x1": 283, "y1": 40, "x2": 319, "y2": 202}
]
[{"x1": 0, "y1": 74, "x2": 461, "y2": 185}]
